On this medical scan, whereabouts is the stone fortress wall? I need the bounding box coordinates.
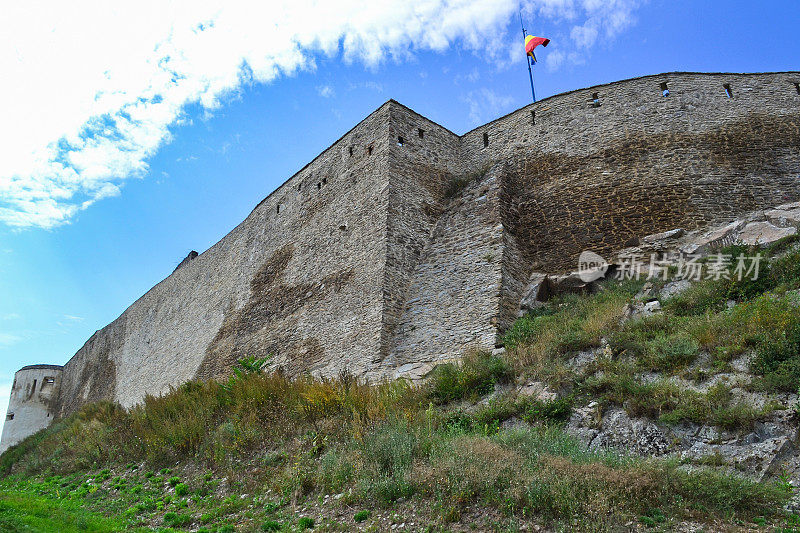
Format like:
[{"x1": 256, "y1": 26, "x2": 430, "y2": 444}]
[{"x1": 2, "y1": 71, "x2": 799, "y2": 450}]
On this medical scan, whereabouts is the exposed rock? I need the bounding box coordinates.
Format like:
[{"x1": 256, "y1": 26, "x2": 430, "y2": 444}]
[
  {"x1": 517, "y1": 381, "x2": 557, "y2": 402},
  {"x1": 681, "y1": 436, "x2": 795, "y2": 481},
  {"x1": 588, "y1": 407, "x2": 671, "y2": 456},
  {"x1": 680, "y1": 221, "x2": 744, "y2": 254},
  {"x1": 659, "y1": 279, "x2": 692, "y2": 299},
  {"x1": 642, "y1": 228, "x2": 685, "y2": 244},
  {"x1": 518, "y1": 273, "x2": 550, "y2": 314},
  {"x1": 738, "y1": 221, "x2": 797, "y2": 246}
]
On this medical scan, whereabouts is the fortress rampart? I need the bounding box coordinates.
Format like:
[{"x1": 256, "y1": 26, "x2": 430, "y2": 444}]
[{"x1": 3, "y1": 71, "x2": 799, "y2": 450}]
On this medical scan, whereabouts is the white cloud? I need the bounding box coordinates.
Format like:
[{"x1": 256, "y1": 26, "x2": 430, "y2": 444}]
[
  {"x1": 0, "y1": 0, "x2": 644, "y2": 229},
  {"x1": 463, "y1": 88, "x2": 516, "y2": 125},
  {"x1": 316, "y1": 85, "x2": 335, "y2": 98},
  {"x1": 0, "y1": 333, "x2": 21, "y2": 347}
]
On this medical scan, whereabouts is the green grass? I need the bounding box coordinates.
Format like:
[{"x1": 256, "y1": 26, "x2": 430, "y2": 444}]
[
  {"x1": 3, "y1": 237, "x2": 800, "y2": 531},
  {"x1": 0, "y1": 489, "x2": 151, "y2": 532}
]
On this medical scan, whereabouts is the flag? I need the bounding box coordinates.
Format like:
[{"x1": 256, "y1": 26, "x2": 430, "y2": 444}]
[{"x1": 525, "y1": 35, "x2": 550, "y2": 63}]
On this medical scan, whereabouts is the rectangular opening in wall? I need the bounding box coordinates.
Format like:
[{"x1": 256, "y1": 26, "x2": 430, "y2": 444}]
[
  {"x1": 531, "y1": 110, "x2": 535, "y2": 125},
  {"x1": 591, "y1": 92, "x2": 601, "y2": 107},
  {"x1": 367, "y1": 145, "x2": 373, "y2": 155},
  {"x1": 418, "y1": 128, "x2": 424, "y2": 138},
  {"x1": 316, "y1": 182, "x2": 321, "y2": 190},
  {"x1": 483, "y1": 132, "x2": 489, "y2": 148},
  {"x1": 30, "y1": 379, "x2": 37, "y2": 397},
  {"x1": 348, "y1": 146, "x2": 353, "y2": 157},
  {"x1": 397, "y1": 136, "x2": 405, "y2": 147},
  {"x1": 276, "y1": 204, "x2": 280, "y2": 214},
  {"x1": 322, "y1": 177, "x2": 327, "y2": 185},
  {"x1": 44, "y1": 376, "x2": 55, "y2": 385},
  {"x1": 5, "y1": 413, "x2": 12, "y2": 421},
  {"x1": 794, "y1": 82, "x2": 799, "y2": 95},
  {"x1": 660, "y1": 82, "x2": 669, "y2": 97},
  {"x1": 723, "y1": 83, "x2": 733, "y2": 98},
  {"x1": 297, "y1": 184, "x2": 301, "y2": 191}
]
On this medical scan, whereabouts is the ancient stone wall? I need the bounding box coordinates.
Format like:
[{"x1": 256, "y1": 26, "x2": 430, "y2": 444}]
[
  {"x1": 58, "y1": 101, "x2": 396, "y2": 415},
  {"x1": 458, "y1": 72, "x2": 800, "y2": 312},
  {"x1": 4, "y1": 71, "x2": 799, "y2": 448}
]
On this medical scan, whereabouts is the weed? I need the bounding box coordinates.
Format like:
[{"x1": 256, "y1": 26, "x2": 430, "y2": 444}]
[
  {"x1": 354, "y1": 510, "x2": 370, "y2": 522},
  {"x1": 298, "y1": 516, "x2": 315, "y2": 529}
]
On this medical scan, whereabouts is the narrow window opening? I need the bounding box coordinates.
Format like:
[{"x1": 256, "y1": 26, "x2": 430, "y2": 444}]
[
  {"x1": 723, "y1": 83, "x2": 733, "y2": 98},
  {"x1": 417, "y1": 128, "x2": 424, "y2": 139},
  {"x1": 367, "y1": 145, "x2": 373, "y2": 156},
  {"x1": 660, "y1": 82, "x2": 670, "y2": 97},
  {"x1": 322, "y1": 177, "x2": 327, "y2": 185},
  {"x1": 316, "y1": 182, "x2": 321, "y2": 190},
  {"x1": 44, "y1": 376, "x2": 55, "y2": 385},
  {"x1": 297, "y1": 184, "x2": 301, "y2": 191},
  {"x1": 30, "y1": 379, "x2": 37, "y2": 397},
  {"x1": 276, "y1": 204, "x2": 280, "y2": 214},
  {"x1": 482, "y1": 132, "x2": 489, "y2": 148},
  {"x1": 5, "y1": 413, "x2": 13, "y2": 421},
  {"x1": 530, "y1": 110, "x2": 535, "y2": 125},
  {"x1": 795, "y1": 83, "x2": 800, "y2": 95},
  {"x1": 348, "y1": 146, "x2": 353, "y2": 157},
  {"x1": 591, "y1": 92, "x2": 601, "y2": 107},
  {"x1": 397, "y1": 136, "x2": 404, "y2": 147}
]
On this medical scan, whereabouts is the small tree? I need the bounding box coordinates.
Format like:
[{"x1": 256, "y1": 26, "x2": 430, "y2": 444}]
[{"x1": 222, "y1": 355, "x2": 271, "y2": 392}]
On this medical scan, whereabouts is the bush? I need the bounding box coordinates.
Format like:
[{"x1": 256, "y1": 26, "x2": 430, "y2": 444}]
[
  {"x1": 174, "y1": 483, "x2": 188, "y2": 496},
  {"x1": 427, "y1": 351, "x2": 513, "y2": 403},
  {"x1": 646, "y1": 333, "x2": 699, "y2": 371},
  {"x1": 519, "y1": 396, "x2": 573, "y2": 424},
  {"x1": 353, "y1": 510, "x2": 370, "y2": 522},
  {"x1": 261, "y1": 520, "x2": 282, "y2": 531},
  {"x1": 297, "y1": 516, "x2": 315, "y2": 529}
]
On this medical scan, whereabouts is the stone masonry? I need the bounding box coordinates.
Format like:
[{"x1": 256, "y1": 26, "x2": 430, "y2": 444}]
[{"x1": 2, "y1": 71, "x2": 799, "y2": 450}]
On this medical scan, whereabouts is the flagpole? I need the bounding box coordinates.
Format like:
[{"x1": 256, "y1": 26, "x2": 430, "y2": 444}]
[{"x1": 519, "y1": 10, "x2": 536, "y2": 103}]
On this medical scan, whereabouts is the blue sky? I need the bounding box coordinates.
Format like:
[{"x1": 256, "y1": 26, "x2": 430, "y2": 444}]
[{"x1": 0, "y1": 0, "x2": 798, "y2": 420}]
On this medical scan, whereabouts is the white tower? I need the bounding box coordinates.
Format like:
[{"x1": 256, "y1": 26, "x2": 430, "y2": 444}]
[{"x1": 0, "y1": 365, "x2": 63, "y2": 454}]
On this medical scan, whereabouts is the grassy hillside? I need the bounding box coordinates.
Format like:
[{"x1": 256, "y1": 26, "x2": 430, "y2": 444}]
[{"x1": 2, "y1": 239, "x2": 800, "y2": 532}]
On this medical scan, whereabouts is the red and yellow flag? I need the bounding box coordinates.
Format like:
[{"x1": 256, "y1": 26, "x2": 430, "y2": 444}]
[{"x1": 525, "y1": 35, "x2": 550, "y2": 63}]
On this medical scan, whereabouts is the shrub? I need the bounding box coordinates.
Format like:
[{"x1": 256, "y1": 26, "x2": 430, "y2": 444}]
[
  {"x1": 261, "y1": 520, "x2": 282, "y2": 531},
  {"x1": 297, "y1": 516, "x2": 315, "y2": 529},
  {"x1": 646, "y1": 333, "x2": 699, "y2": 371},
  {"x1": 427, "y1": 351, "x2": 513, "y2": 404},
  {"x1": 519, "y1": 396, "x2": 573, "y2": 424},
  {"x1": 164, "y1": 511, "x2": 192, "y2": 527},
  {"x1": 353, "y1": 510, "x2": 370, "y2": 522},
  {"x1": 168, "y1": 476, "x2": 181, "y2": 487},
  {"x1": 174, "y1": 482, "x2": 188, "y2": 496}
]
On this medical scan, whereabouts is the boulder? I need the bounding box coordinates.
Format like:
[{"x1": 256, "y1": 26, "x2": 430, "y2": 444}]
[
  {"x1": 589, "y1": 407, "x2": 671, "y2": 456},
  {"x1": 680, "y1": 436, "x2": 795, "y2": 481},
  {"x1": 738, "y1": 221, "x2": 796, "y2": 246}
]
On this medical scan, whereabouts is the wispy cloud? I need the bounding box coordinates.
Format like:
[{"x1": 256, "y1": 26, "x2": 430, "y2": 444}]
[
  {"x1": 0, "y1": 1, "x2": 645, "y2": 229},
  {"x1": 463, "y1": 88, "x2": 516, "y2": 125},
  {"x1": 0, "y1": 333, "x2": 21, "y2": 347},
  {"x1": 1, "y1": 313, "x2": 20, "y2": 321},
  {"x1": 316, "y1": 85, "x2": 335, "y2": 98}
]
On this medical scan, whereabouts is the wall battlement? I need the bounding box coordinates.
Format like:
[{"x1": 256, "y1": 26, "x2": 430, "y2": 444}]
[{"x1": 2, "y1": 71, "x2": 799, "y2": 451}]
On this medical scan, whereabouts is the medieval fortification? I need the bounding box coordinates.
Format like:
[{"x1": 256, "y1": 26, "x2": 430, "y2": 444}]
[{"x1": 2, "y1": 71, "x2": 799, "y2": 452}]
